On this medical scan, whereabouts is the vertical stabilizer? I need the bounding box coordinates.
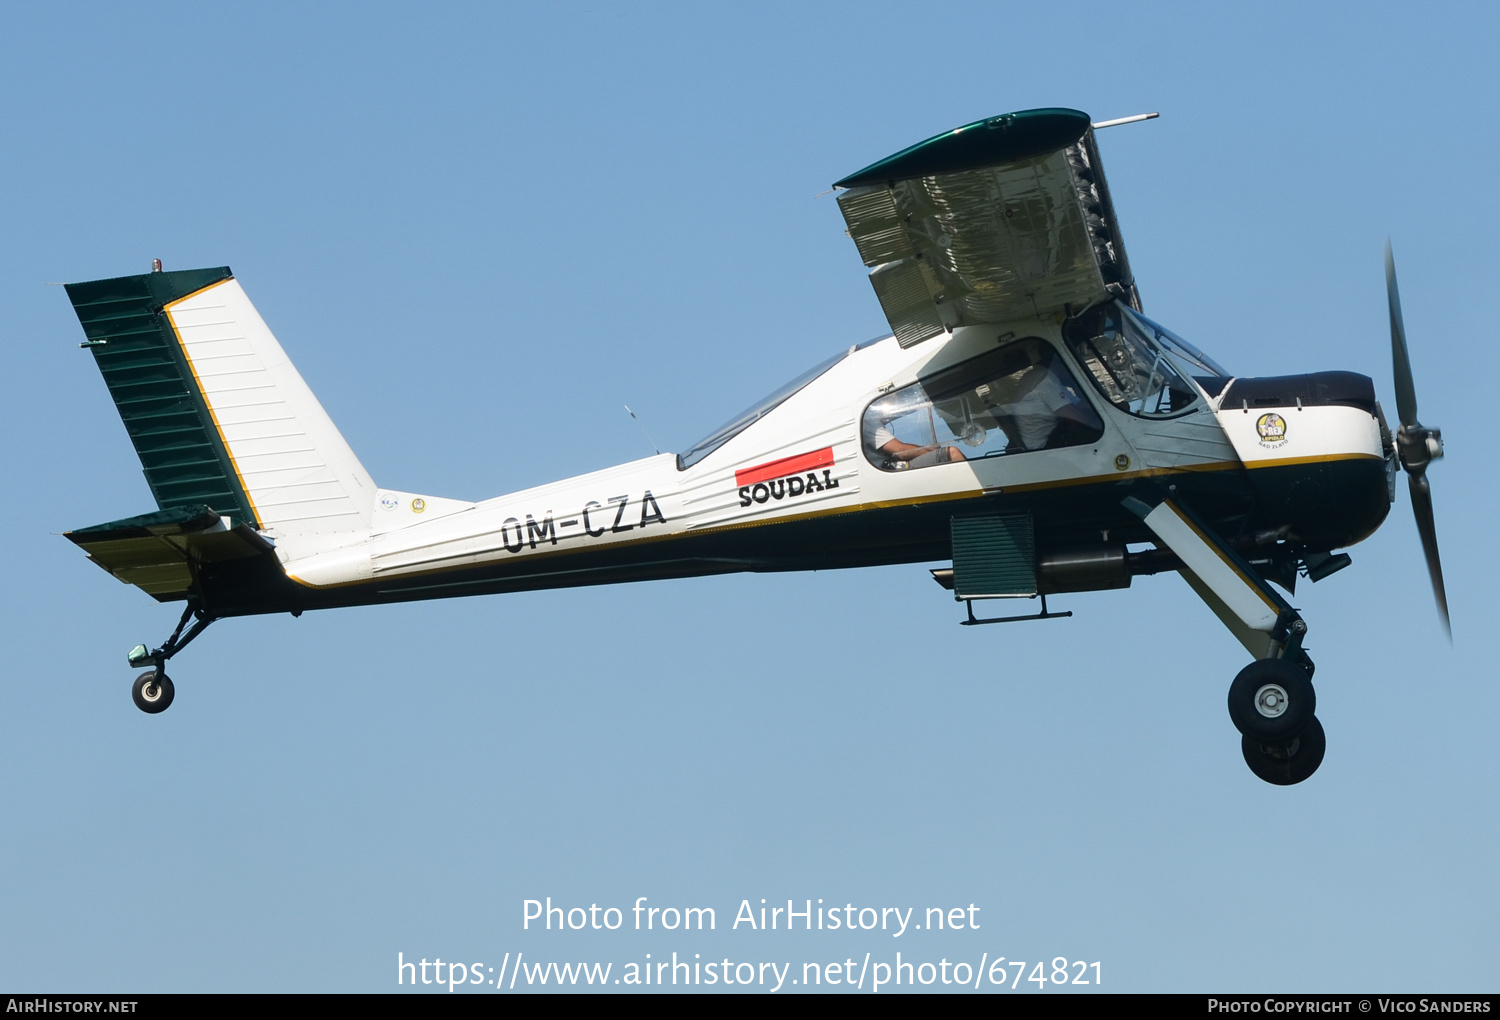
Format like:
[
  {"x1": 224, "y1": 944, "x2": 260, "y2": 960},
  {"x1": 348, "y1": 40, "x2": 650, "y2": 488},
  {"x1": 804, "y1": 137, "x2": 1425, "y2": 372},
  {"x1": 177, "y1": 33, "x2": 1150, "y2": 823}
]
[{"x1": 68, "y1": 268, "x2": 376, "y2": 559}]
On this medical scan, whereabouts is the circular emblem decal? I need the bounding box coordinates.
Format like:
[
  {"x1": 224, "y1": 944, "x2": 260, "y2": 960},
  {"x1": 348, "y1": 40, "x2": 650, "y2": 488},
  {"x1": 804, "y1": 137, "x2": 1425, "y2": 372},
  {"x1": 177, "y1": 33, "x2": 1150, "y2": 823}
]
[
  {"x1": 411, "y1": 498, "x2": 426, "y2": 513},
  {"x1": 1255, "y1": 413, "x2": 1289, "y2": 448},
  {"x1": 1114, "y1": 454, "x2": 1130, "y2": 471}
]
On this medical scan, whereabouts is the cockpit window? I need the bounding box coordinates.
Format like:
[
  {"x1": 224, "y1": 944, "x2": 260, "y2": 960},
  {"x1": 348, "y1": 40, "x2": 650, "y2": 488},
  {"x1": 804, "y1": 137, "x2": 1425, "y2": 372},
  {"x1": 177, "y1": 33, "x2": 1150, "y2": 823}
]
[
  {"x1": 677, "y1": 338, "x2": 881, "y2": 470},
  {"x1": 862, "y1": 338, "x2": 1104, "y2": 471},
  {"x1": 1064, "y1": 302, "x2": 1202, "y2": 418}
]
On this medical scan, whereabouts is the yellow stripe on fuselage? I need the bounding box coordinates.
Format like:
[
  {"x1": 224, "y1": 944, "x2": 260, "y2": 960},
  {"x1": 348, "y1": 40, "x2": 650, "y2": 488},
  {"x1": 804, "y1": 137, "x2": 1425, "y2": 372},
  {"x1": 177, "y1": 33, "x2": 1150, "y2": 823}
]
[{"x1": 284, "y1": 448, "x2": 1382, "y2": 590}]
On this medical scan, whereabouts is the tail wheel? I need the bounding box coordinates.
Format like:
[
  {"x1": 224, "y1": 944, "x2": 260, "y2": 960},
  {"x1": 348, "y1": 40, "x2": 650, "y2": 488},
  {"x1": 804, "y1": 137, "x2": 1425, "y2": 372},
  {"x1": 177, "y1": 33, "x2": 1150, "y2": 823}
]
[
  {"x1": 1241, "y1": 716, "x2": 1326, "y2": 786},
  {"x1": 132, "y1": 670, "x2": 175, "y2": 714}
]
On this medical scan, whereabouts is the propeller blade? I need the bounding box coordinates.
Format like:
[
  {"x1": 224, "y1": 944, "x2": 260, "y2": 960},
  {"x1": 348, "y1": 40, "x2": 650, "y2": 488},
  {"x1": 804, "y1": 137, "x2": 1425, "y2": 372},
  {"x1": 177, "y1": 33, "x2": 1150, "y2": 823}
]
[
  {"x1": 1386, "y1": 240, "x2": 1419, "y2": 428},
  {"x1": 1407, "y1": 471, "x2": 1451, "y2": 639}
]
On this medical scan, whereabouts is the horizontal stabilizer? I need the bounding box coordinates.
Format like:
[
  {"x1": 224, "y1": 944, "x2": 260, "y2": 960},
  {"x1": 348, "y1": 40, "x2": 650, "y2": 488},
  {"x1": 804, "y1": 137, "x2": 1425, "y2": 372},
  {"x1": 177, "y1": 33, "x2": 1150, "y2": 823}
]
[{"x1": 66, "y1": 505, "x2": 275, "y2": 602}]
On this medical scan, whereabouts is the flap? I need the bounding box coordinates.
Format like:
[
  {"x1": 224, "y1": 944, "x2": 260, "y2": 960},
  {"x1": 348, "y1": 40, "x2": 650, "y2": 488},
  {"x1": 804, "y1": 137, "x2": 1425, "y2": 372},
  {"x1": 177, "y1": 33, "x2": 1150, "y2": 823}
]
[{"x1": 836, "y1": 109, "x2": 1136, "y2": 348}]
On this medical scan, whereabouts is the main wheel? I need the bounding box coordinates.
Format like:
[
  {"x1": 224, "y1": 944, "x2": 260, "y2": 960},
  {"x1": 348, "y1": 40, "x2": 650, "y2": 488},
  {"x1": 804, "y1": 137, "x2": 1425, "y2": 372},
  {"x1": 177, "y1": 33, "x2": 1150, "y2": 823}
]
[
  {"x1": 1241, "y1": 715, "x2": 1326, "y2": 786},
  {"x1": 132, "y1": 670, "x2": 175, "y2": 714},
  {"x1": 1227, "y1": 658, "x2": 1315, "y2": 744}
]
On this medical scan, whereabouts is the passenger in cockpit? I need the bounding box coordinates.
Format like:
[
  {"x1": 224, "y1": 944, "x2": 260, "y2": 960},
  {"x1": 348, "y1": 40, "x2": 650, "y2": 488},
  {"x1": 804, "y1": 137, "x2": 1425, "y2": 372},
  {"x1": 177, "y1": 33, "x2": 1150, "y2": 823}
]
[
  {"x1": 871, "y1": 425, "x2": 967, "y2": 468},
  {"x1": 862, "y1": 337, "x2": 1103, "y2": 471}
]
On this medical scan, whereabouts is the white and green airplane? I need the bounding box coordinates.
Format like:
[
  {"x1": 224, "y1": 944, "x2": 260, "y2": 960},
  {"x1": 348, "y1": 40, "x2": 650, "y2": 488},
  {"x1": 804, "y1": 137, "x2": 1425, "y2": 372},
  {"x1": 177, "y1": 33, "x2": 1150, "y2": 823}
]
[{"x1": 63, "y1": 108, "x2": 1445, "y2": 785}]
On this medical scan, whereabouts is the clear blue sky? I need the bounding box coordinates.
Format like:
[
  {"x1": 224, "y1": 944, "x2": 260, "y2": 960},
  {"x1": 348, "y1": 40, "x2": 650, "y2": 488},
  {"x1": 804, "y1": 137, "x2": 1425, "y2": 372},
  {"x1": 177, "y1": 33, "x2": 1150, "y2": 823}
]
[{"x1": 3, "y1": 1, "x2": 1496, "y2": 993}]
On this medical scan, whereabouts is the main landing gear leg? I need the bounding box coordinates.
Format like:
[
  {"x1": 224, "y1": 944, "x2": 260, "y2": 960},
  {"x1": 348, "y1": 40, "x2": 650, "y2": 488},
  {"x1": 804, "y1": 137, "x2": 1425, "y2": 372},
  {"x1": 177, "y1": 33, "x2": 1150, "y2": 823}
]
[
  {"x1": 126, "y1": 605, "x2": 216, "y2": 715},
  {"x1": 1124, "y1": 495, "x2": 1326, "y2": 785}
]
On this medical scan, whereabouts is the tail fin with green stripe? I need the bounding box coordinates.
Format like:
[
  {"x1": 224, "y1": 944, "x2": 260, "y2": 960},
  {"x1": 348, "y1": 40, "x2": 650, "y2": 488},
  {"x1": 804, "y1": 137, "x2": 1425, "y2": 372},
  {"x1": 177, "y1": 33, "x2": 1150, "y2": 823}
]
[{"x1": 67, "y1": 267, "x2": 376, "y2": 558}]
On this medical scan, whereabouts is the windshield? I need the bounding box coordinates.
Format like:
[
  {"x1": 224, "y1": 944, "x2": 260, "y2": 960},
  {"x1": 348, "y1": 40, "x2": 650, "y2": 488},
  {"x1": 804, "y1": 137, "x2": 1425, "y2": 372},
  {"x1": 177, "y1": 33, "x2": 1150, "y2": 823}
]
[
  {"x1": 1124, "y1": 306, "x2": 1230, "y2": 379},
  {"x1": 1063, "y1": 302, "x2": 1202, "y2": 418},
  {"x1": 677, "y1": 338, "x2": 880, "y2": 470}
]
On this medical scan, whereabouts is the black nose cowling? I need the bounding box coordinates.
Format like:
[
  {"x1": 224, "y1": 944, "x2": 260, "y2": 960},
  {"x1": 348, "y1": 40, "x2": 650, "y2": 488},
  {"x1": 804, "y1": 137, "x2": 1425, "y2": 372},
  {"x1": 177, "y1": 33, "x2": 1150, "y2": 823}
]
[{"x1": 1221, "y1": 371, "x2": 1393, "y2": 550}]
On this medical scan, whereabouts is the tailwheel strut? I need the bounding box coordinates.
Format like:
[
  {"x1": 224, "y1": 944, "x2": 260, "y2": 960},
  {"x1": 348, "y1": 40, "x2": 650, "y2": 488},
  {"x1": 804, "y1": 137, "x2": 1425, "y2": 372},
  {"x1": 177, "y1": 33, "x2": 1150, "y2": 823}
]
[{"x1": 126, "y1": 605, "x2": 216, "y2": 715}]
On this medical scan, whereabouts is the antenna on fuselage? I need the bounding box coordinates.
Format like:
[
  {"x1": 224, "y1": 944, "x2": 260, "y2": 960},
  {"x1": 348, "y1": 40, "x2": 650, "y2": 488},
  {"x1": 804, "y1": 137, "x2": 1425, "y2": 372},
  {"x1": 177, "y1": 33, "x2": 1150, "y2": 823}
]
[{"x1": 623, "y1": 405, "x2": 660, "y2": 456}]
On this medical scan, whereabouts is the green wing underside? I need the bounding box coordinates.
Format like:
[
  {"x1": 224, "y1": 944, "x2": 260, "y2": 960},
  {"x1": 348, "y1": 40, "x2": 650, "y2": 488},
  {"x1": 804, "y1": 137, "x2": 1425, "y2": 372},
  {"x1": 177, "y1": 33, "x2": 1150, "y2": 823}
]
[{"x1": 66, "y1": 267, "x2": 259, "y2": 528}]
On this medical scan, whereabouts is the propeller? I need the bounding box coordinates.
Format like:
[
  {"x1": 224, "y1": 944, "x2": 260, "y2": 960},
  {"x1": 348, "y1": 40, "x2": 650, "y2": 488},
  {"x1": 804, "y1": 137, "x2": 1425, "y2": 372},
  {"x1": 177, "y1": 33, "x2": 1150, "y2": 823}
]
[{"x1": 1385, "y1": 240, "x2": 1449, "y2": 637}]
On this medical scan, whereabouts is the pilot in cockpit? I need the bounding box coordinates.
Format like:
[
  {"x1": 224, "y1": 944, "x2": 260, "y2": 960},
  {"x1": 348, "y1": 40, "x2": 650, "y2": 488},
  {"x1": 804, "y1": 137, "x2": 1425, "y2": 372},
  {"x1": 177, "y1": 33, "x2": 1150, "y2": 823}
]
[{"x1": 1004, "y1": 339, "x2": 1101, "y2": 451}]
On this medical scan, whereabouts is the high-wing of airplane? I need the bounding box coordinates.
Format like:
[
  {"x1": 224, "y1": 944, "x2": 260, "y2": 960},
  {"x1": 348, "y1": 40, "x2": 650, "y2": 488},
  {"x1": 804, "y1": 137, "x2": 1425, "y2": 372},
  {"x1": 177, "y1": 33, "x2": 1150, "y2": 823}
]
[{"x1": 63, "y1": 107, "x2": 1445, "y2": 785}]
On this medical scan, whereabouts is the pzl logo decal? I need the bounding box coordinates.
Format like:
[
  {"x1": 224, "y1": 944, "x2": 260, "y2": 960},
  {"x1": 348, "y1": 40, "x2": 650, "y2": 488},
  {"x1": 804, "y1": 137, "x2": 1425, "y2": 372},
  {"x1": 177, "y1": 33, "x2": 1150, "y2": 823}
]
[
  {"x1": 1255, "y1": 412, "x2": 1288, "y2": 448},
  {"x1": 736, "y1": 447, "x2": 839, "y2": 507}
]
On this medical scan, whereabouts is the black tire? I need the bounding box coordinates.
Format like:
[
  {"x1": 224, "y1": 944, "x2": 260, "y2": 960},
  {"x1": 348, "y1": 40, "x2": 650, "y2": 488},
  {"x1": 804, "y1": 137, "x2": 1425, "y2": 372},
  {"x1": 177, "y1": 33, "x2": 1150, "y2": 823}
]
[
  {"x1": 1241, "y1": 715, "x2": 1326, "y2": 786},
  {"x1": 132, "y1": 670, "x2": 174, "y2": 714},
  {"x1": 1227, "y1": 658, "x2": 1315, "y2": 744}
]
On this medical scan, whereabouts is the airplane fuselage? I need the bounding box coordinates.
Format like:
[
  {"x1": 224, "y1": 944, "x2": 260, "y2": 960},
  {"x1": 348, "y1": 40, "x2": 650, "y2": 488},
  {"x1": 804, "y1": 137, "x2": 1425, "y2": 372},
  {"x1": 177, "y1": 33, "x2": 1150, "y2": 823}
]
[{"x1": 198, "y1": 320, "x2": 1392, "y2": 618}]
